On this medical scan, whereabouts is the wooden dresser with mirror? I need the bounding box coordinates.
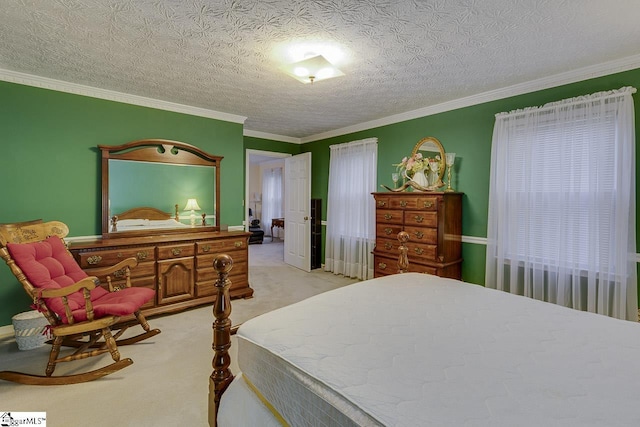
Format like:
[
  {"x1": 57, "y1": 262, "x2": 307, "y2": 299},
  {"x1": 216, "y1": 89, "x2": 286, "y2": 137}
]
[
  {"x1": 373, "y1": 136, "x2": 462, "y2": 279},
  {"x1": 69, "y1": 139, "x2": 253, "y2": 318}
]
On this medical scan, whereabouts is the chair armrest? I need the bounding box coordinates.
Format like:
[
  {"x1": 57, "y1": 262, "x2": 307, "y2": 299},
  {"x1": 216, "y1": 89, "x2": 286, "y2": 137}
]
[
  {"x1": 87, "y1": 257, "x2": 138, "y2": 276},
  {"x1": 39, "y1": 277, "x2": 97, "y2": 298}
]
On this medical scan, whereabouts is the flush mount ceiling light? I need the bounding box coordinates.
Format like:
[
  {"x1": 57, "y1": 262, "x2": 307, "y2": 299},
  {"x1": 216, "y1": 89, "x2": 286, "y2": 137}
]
[{"x1": 280, "y1": 54, "x2": 344, "y2": 84}]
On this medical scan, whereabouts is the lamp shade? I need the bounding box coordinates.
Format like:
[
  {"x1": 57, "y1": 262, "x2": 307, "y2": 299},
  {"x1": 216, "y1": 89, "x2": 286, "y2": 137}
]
[
  {"x1": 184, "y1": 198, "x2": 201, "y2": 211},
  {"x1": 445, "y1": 152, "x2": 456, "y2": 166}
]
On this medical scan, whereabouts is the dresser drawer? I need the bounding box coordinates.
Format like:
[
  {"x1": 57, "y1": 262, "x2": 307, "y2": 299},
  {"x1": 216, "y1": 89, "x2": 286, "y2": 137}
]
[
  {"x1": 196, "y1": 238, "x2": 247, "y2": 255},
  {"x1": 196, "y1": 259, "x2": 248, "y2": 283},
  {"x1": 404, "y1": 211, "x2": 438, "y2": 228},
  {"x1": 196, "y1": 250, "x2": 248, "y2": 269},
  {"x1": 376, "y1": 209, "x2": 403, "y2": 224},
  {"x1": 157, "y1": 243, "x2": 195, "y2": 260},
  {"x1": 77, "y1": 246, "x2": 156, "y2": 268},
  {"x1": 404, "y1": 226, "x2": 438, "y2": 244},
  {"x1": 376, "y1": 224, "x2": 403, "y2": 239},
  {"x1": 195, "y1": 271, "x2": 248, "y2": 297},
  {"x1": 85, "y1": 261, "x2": 156, "y2": 281}
]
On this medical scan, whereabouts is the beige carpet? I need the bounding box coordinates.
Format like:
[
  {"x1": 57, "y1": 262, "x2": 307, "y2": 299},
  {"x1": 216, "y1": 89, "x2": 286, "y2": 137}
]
[{"x1": 0, "y1": 241, "x2": 358, "y2": 426}]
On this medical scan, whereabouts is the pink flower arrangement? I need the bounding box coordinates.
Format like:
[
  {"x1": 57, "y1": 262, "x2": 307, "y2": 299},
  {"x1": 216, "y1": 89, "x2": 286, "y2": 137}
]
[{"x1": 395, "y1": 152, "x2": 425, "y2": 178}]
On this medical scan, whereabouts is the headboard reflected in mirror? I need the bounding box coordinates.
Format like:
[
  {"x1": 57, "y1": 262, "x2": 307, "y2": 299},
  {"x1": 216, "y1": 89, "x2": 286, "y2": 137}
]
[{"x1": 99, "y1": 139, "x2": 222, "y2": 239}]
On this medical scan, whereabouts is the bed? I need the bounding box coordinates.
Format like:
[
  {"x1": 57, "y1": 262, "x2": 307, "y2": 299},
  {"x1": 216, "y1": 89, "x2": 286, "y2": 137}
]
[
  {"x1": 208, "y1": 233, "x2": 640, "y2": 426},
  {"x1": 110, "y1": 206, "x2": 189, "y2": 232}
]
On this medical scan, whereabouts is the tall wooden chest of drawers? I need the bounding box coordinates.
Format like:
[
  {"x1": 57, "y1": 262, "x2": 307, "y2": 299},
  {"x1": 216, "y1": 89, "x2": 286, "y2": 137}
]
[{"x1": 372, "y1": 192, "x2": 462, "y2": 279}]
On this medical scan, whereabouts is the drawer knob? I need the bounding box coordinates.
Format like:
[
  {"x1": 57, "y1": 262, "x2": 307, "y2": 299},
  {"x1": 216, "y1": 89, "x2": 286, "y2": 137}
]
[
  {"x1": 202, "y1": 244, "x2": 211, "y2": 252},
  {"x1": 171, "y1": 248, "x2": 182, "y2": 256},
  {"x1": 378, "y1": 262, "x2": 387, "y2": 269},
  {"x1": 414, "y1": 247, "x2": 424, "y2": 255},
  {"x1": 87, "y1": 255, "x2": 102, "y2": 265},
  {"x1": 414, "y1": 215, "x2": 424, "y2": 223},
  {"x1": 117, "y1": 252, "x2": 123, "y2": 258},
  {"x1": 384, "y1": 242, "x2": 393, "y2": 250},
  {"x1": 377, "y1": 200, "x2": 386, "y2": 207},
  {"x1": 414, "y1": 231, "x2": 424, "y2": 239},
  {"x1": 136, "y1": 251, "x2": 148, "y2": 261},
  {"x1": 423, "y1": 201, "x2": 433, "y2": 208},
  {"x1": 384, "y1": 227, "x2": 392, "y2": 235},
  {"x1": 234, "y1": 241, "x2": 243, "y2": 248},
  {"x1": 113, "y1": 268, "x2": 125, "y2": 279},
  {"x1": 384, "y1": 213, "x2": 393, "y2": 220},
  {"x1": 400, "y1": 200, "x2": 407, "y2": 207}
]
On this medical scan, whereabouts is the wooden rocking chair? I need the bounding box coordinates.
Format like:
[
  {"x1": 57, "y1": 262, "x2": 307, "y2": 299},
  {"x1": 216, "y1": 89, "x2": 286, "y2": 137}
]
[{"x1": 0, "y1": 220, "x2": 160, "y2": 385}]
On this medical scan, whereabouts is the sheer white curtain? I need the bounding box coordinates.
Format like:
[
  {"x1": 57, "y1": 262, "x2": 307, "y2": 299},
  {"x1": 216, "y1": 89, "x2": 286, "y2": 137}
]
[
  {"x1": 325, "y1": 138, "x2": 378, "y2": 280},
  {"x1": 261, "y1": 167, "x2": 283, "y2": 237},
  {"x1": 486, "y1": 87, "x2": 637, "y2": 321}
]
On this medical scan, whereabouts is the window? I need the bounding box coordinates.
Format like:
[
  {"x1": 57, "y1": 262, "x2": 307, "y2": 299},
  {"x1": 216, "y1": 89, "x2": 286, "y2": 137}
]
[
  {"x1": 261, "y1": 167, "x2": 283, "y2": 236},
  {"x1": 325, "y1": 138, "x2": 377, "y2": 280},
  {"x1": 485, "y1": 87, "x2": 637, "y2": 320}
]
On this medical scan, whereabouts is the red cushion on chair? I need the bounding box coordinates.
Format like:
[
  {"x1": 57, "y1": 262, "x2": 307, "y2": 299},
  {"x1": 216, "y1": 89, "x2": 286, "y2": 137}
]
[
  {"x1": 7, "y1": 236, "x2": 153, "y2": 323},
  {"x1": 86, "y1": 287, "x2": 155, "y2": 322}
]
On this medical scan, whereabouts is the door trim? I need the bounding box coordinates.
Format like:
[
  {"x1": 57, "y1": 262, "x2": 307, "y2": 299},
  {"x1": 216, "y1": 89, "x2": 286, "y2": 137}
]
[{"x1": 245, "y1": 149, "x2": 292, "y2": 232}]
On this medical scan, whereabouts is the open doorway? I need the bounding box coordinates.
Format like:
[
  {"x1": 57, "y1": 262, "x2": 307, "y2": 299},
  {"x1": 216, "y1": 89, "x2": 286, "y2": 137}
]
[{"x1": 245, "y1": 150, "x2": 291, "y2": 248}]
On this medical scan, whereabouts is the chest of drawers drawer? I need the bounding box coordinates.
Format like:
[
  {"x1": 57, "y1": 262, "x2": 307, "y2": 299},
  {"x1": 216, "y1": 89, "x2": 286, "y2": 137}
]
[
  {"x1": 404, "y1": 226, "x2": 437, "y2": 244},
  {"x1": 376, "y1": 223, "x2": 403, "y2": 239},
  {"x1": 406, "y1": 241, "x2": 438, "y2": 262},
  {"x1": 376, "y1": 209, "x2": 403, "y2": 224},
  {"x1": 404, "y1": 211, "x2": 438, "y2": 228},
  {"x1": 375, "y1": 238, "x2": 399, "y2": 255}
]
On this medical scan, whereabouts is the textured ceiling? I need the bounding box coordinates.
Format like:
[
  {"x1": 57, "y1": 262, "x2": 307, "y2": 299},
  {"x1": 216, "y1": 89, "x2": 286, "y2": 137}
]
[{"x1": 1, "y1": 0, "x2": 640, "y2": 141}]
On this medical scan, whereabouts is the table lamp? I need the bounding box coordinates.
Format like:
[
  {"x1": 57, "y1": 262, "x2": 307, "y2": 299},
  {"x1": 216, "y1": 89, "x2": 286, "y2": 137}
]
[{"x1": 184, "y1": 198, "x2": 201, "y2": 226}]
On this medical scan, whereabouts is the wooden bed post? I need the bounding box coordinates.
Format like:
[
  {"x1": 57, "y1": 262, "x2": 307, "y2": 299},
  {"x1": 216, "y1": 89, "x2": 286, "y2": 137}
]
[
  {"x1": 209, "y1": 254, "x2": 234, "y2": 427},
  {"x1": 397, "y1": 231, "x2": 409, "y2": 273}
]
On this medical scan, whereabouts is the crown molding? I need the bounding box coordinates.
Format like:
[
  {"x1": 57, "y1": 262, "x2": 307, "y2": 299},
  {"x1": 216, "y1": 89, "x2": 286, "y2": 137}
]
[
  {"x1": 243, "y1": 129, "x2": 302, "y2": 144},
  {"x1": 0, "y1": 68, "x2": 247, "y2": 124},
  {"x1": 3, "y1": 53, "x2": 639, "y2": 144},
  {"x1": 299, "y1": 54, "x2": 640, "y2": 143}
]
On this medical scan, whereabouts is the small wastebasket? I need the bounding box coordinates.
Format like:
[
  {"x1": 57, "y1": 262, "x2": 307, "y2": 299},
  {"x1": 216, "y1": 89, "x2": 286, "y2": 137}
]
[{"x1": 12, "y1": 310, "x2": 48, "y2": 350}]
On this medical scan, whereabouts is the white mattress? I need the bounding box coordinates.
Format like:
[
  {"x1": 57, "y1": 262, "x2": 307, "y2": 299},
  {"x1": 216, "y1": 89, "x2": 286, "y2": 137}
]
[{"x1": 232, "y1": 273, "x2": 640, "y2": 426}]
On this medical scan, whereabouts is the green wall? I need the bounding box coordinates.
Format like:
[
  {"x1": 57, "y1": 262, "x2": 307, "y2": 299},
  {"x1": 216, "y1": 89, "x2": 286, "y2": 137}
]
[
  {"x1": 0, "y1": 81, "x2": 245, "y2": 326},
  {"x1": 301, "y1": 67, "x2": 640, "y2": 286},
  {"x1": 2, "y1": 67, "x2": 639, "y2": 326},
  {"x1": 243, "y1": 136, "x2": 302, "y2": 156}
]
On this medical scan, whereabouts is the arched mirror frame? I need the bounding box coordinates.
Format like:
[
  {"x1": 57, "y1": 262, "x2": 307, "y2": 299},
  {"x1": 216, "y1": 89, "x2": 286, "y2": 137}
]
[
  {"x1": 99, "y1": 139, "x2": 222, "y2": 239},
  {"x1": 411, "y1": 136, "x2": 446, "y2": 185}
]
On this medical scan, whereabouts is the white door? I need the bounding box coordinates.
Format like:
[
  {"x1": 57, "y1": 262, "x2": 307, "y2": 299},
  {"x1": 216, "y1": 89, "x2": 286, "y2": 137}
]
[{"x1": 284, "y1": 152, "x2": 311, "y2": 272}]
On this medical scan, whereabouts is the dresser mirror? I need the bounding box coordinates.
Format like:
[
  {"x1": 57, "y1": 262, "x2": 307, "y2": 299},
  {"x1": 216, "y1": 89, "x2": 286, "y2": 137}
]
[
  {"x1": 412, "y1": 136, "x2": 446, "y2": 185},
  {"x1": 100, "y1": 139, "x2": 222, "y2": 238}
]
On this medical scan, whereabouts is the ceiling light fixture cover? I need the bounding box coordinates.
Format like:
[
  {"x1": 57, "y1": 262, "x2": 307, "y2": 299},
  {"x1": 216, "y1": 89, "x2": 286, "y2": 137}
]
[{"x1": 280, "y1": 55, "x2": 344, "y2": 84}]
